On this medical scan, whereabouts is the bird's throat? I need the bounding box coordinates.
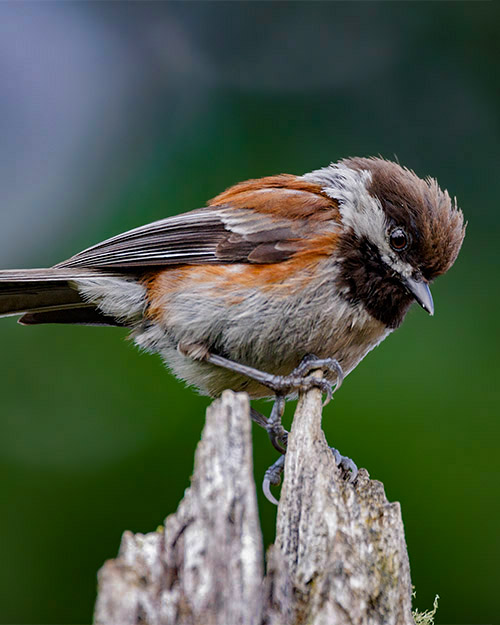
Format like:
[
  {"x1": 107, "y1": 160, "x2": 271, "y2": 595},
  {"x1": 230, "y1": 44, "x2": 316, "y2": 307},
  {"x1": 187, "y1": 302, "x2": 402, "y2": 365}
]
[{"x1": 335, "y1": 231, "x2": 413, "y2": 329}]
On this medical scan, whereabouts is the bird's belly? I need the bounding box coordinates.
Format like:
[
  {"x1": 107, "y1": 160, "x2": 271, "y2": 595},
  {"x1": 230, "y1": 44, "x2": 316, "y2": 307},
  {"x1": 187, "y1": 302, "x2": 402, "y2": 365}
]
[{"x1": 133, "y1": 274, "x2": 391, "y2": 398}]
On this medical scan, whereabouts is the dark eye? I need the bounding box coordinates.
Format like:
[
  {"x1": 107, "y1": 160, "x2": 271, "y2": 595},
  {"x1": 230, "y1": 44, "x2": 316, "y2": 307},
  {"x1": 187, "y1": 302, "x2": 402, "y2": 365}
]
[{"x1": 389, "y1": 228, "x2": 408, "y2": 251}]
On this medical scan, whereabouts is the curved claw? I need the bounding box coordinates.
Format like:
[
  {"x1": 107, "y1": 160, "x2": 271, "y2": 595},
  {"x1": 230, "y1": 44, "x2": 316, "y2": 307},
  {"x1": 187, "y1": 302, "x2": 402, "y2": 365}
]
[
  {"x1": 265, "y1": 356, "x2": 344, "y2": 401},
  {"x1": 320, "y1": 378, "x2": 334, "y2": 406},
  {"x1": 262, "y1": 477, "x2": 279, "y2": 506},
  {"x1": 343, "y1": 457, "x2": 358, "y2": 483},
  {"x1": 322, "y1": 360, "x2": 343, "y2": 405},
  {"x1": 293, "y1": 356, "x2": 343, "y2": 404},
  {"x1": 334, "y1": 362, "x2": 344, "y2": 392},
  {"x1": 263, "y1": 455, "x2": 286, "y2": 505},
  {"x1": 330, "y1": 447, "x2": 358, "y2": 483},
  {"x1": 265, "y1": 396, "x2": 288, "y2": 454},
  {"x1": 330, "y1": 447, "x2": 342, "y2": 466},
  {"x1": 267, "y1": 431, "x2": 287, "y2": 455}
]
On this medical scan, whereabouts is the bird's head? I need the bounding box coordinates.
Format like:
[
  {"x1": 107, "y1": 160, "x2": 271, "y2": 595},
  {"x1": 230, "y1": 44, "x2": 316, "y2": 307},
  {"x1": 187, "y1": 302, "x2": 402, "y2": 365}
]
[{"x1": 304, "y1": 157, "x2": 466, "y2": 328}]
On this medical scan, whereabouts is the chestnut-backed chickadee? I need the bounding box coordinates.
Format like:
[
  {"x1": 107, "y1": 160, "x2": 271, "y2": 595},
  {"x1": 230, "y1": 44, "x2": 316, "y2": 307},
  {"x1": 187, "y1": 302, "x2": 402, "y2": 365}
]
[{"x1": 0, "y1": 157, "x2": 465, "y2": 500}]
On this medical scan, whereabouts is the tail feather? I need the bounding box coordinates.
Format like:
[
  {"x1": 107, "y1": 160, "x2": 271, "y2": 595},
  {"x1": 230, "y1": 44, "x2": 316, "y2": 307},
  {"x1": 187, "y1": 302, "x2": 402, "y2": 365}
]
[
  {"x1": 0, "y1": 268, "x2": 122, "y2": 326},
  {"x1": 19, "y1": 307, "x2": 125, "y2": 326}
]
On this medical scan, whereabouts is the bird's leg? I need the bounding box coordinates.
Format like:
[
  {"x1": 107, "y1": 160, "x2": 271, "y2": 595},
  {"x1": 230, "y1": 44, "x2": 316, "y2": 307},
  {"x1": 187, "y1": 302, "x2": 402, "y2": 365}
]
[
  {"x1": 251, "y1": 396, "x2": 288, "y2": 454},
  {"x1": 179, "y1": 344, "x2": 352, "y2": 503},
  {"x1": 181, "y1": 344, "x2": 343, "y2": 454},
  {"x1": 266, "y1": 395, "x2": 288, "y2": 452},
  {"x1": 178, "y1": 344, "x2": 343, "y2": 404}
]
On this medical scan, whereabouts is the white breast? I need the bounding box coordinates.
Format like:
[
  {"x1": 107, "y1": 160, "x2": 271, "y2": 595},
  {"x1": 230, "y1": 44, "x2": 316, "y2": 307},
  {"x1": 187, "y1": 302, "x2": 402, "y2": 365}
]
[{"x1": 128, "y1": 259, "x2": 392, "y2": 398}]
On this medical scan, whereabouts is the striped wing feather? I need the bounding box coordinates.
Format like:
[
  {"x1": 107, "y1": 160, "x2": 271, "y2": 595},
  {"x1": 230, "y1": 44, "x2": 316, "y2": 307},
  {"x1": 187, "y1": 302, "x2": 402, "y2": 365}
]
[
  {"x1": 57, "y1": 208, "x2": 312, "y2": 269},
  {"x1": 0, "y1": 177, "x2": 339, "y2": 323},
  {"x1": 56, "y1": 177, "x2": 340, "y2": 269}
]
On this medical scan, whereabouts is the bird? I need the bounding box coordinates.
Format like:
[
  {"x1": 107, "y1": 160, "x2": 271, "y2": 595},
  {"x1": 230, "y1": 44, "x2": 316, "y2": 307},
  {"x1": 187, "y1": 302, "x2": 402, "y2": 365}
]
[{"x1": 0, "y1": 157, "x2": 465, "y2": 501}]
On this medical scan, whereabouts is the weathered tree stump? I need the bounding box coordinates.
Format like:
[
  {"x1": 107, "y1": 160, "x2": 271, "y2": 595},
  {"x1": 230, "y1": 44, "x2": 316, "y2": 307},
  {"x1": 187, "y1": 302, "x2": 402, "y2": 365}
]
[{"x1": 94, "y1": 384, "x2": 415, "y2": 625}]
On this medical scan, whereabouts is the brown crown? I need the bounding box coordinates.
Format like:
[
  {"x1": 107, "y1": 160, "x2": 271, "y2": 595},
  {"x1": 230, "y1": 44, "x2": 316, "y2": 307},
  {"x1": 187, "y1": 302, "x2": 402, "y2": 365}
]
[{"x1": 343, "y1": 157, "x2": 466, "y2": 281}]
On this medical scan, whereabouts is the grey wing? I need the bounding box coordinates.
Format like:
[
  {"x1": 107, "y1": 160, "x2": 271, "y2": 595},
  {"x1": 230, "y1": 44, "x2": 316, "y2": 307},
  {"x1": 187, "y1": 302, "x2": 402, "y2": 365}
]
[
  {"x1": 57, "y1": 208, "x2": 230, "y2": 268},
  {"x1": 55, "y1": 207, "x2": 311, "y2": 269},
  {"x1": 1, "y1": 205, "x2": 337, "y2": 324}
]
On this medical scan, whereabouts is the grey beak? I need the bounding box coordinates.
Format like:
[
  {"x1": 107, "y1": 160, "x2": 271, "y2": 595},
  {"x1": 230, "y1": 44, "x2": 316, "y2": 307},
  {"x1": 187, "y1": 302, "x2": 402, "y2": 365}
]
[{"x1": 403, "y1": 276, "x2": 434, "y2": 316}]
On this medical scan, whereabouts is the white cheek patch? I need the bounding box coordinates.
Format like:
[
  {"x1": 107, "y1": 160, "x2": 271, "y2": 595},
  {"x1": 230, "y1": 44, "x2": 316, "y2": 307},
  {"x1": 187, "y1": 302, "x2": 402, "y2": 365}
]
[
  {"x1": 303, "y1": 163, "x2": 415, "y2": 279},
  {"x1": 303, "y1": 163, "x2": 385, "y2": 240}
]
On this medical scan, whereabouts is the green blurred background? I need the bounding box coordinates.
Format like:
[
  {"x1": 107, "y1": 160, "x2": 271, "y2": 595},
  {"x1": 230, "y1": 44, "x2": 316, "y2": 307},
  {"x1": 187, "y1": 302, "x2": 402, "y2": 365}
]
[{"x1": 0, "y1": 2, "x2": 498, "y2": 623}]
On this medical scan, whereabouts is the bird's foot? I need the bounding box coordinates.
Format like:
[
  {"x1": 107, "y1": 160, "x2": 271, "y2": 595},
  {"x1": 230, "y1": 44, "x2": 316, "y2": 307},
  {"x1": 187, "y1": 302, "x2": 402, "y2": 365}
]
[
  {"x1": 265, "y1": 395, "x2": 288, "y2": 453},
  {"x1": 264, "y1": 355, "x2": 343, "y2": 406},
  {"x1": 179, "y1": 344, "x2": 349, "y2": 502},
  {"x1": 262, "y1": 455, "x2": 285, "y2": 506},
  {"x1": 330, "y1": 447, "x2": 358, "y2": 483},
  {"x1": 262, "y1": 446, "x2": 358, "y2": 505},
  {"x1": 183, "y1": 345, "x2": 343, "y2": 406},
  {"x1": 251, "y1": 404, "x2": 288, "y2": 454}
]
